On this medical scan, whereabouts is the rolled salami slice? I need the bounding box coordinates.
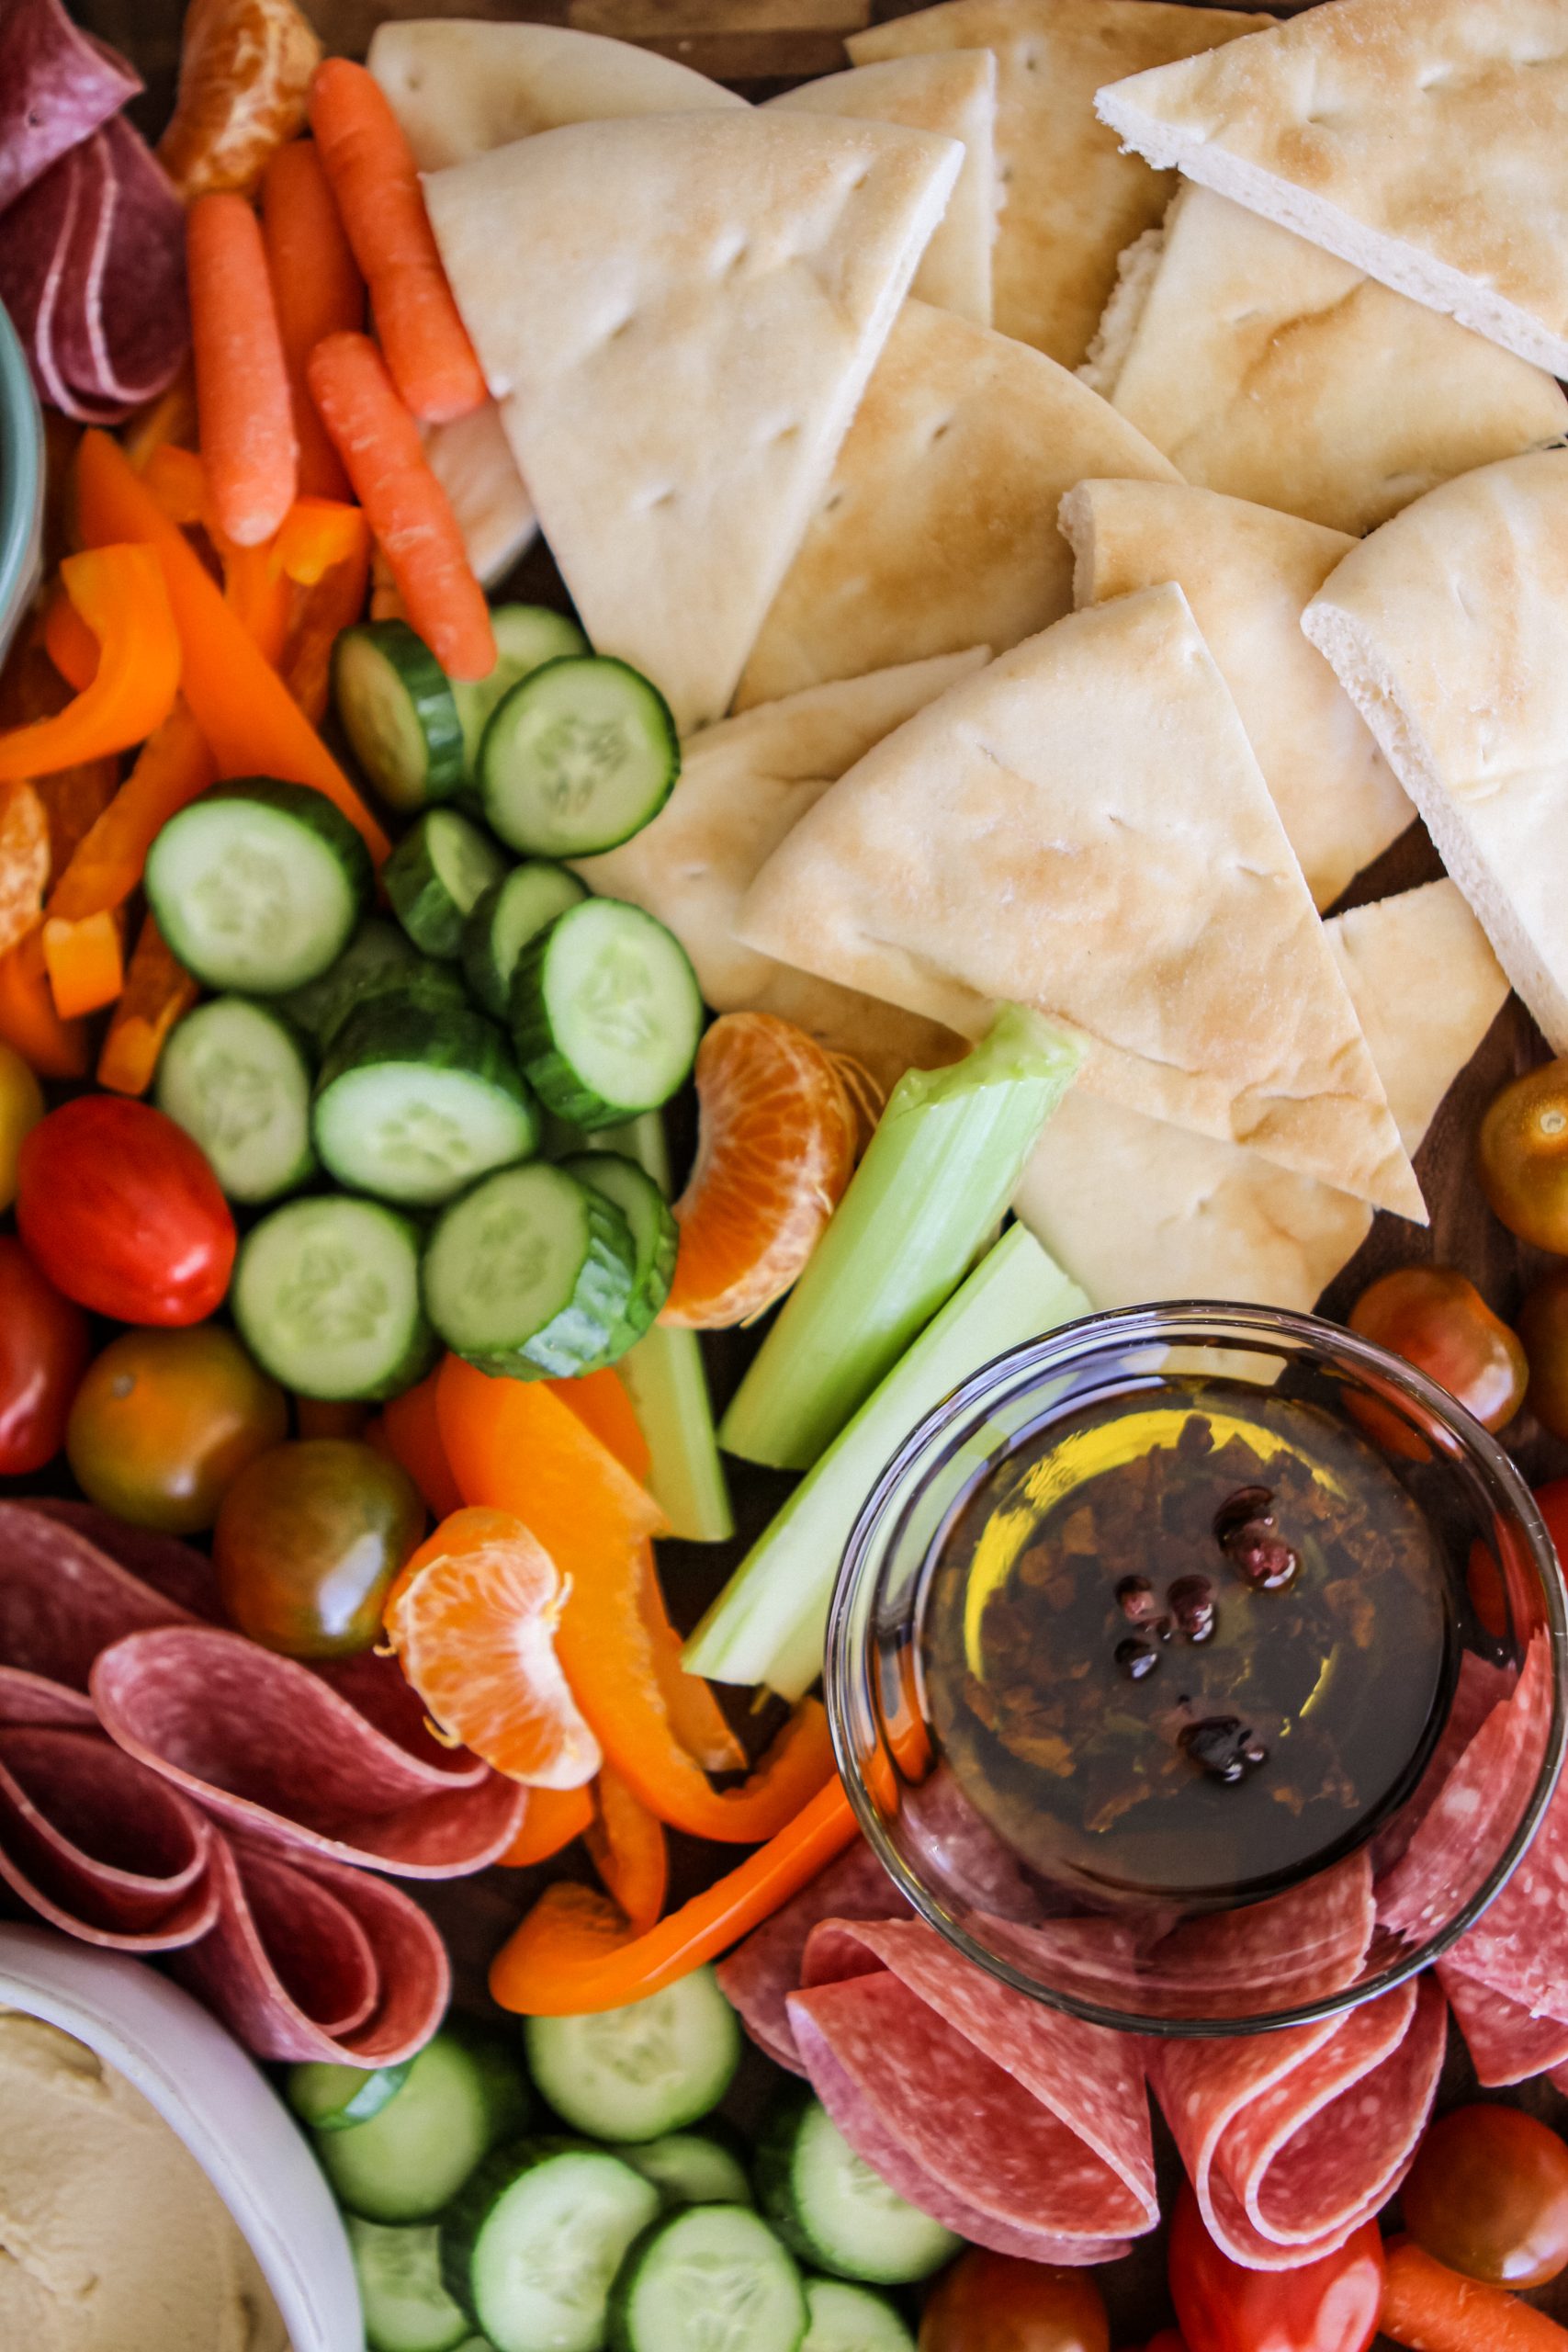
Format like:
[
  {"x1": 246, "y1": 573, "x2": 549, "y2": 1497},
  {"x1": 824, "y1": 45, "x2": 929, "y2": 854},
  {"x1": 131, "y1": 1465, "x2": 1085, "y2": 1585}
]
[
  {"x1": 716, "y1": 1840, "x2": 911, "y2": 2073},
  {"x1": 1148, "y1": 1973, "x2": 1447, "y2": 2271},
  {"x1": 0, "y1": 1726, "x2": 216, "y2": 1951},
  {"x1": 0, "y1": 0, "x2": 139, "y2": 214},
  {"x1": 92, "y1": 1626, "x2": 525, "y2": 1877},
  {"x1": 1438, "y1": 1963, "x2": 1568, "y2": 2088},
  {"x1": 785, "y1": 1914, "x2": 1156, "y2": 2265},
  {"x1": 175, "y1": 1831, "x2": 450, "y2": 2065},
  {"x1": 0, "y1": 1500, "x2": 200, "y2": 1699}
]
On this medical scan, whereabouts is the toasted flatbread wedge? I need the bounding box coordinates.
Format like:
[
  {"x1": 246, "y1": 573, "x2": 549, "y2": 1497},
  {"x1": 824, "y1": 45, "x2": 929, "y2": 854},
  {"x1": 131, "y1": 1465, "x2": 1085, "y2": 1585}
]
[
  {"x1": 1060, "y1": 479, "x2": 1412, "y2": 910},
  {"x1": 1304, "y1": 451, "x2": 1568, "y2": 1053},
  {"x1": 1014, "y1": 881, "x2": 1508, "y2": 1313},
  {"x1": 426, "y1": 112, "x2": 961, "y2": 734},
  {"x1": 850, "y1": 0, "x2": 1267, "y2": 365},
  {"x1": 1097, "y1": 0, "x2": 1568, "y2": 378},
  {"x1": 574, "y1": 653, "x2": 982, "y2": 1087},
  {"x1": 1082, "y1": 186, "x2": 1567, "y2": 537},
  {"x1": 770, "y1": 54, "x2": 997, "y2": 327},
  {"x1": 737, "y1": 299, "x2": 1178, "y2": 709},
  {"x1": 739, "y1": 584, "x2": 1423, "y2": 1218},
  {"x1": 367, "y1": 18, "x2": 741, "y2": 169}
]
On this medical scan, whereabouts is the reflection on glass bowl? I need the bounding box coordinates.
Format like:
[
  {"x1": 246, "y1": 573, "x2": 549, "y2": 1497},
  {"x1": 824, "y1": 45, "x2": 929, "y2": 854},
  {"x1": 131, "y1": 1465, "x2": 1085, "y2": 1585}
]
[{"x1": 0, "y1": 303, "x2": 44, "y2": 667}]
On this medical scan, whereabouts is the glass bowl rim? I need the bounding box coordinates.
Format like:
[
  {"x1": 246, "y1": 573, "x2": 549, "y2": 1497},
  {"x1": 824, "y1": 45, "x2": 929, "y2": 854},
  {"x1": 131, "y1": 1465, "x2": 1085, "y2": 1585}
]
[
  {"x1": 0, "y1": 304, "x2": 44, "y2": 654},
  {"x1": 824, "y1": 1298, "x2": 1568, "y2": 2038}
]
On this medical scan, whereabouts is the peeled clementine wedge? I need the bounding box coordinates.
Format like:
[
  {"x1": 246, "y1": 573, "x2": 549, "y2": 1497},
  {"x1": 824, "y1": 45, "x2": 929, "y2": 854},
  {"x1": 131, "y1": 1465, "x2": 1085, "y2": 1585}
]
[
  {"x1": 158, "y1": 0, "x2": 321, "y2": 198},
  {"x1": 383, "y1": 1505, "x2": 601, "y2": 1791},
  {"x1": 660, "y1": 1012, "x2": 857, "y2": 1329}
]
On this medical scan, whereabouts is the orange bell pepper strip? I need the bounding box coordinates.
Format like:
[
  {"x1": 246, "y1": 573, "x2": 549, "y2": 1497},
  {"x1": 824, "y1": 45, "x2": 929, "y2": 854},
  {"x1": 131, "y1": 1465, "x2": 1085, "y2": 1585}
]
[
  {"x1": 637, "y1": 1547, "x2": 746, "y2": 1777},
  {"x1": 499, "y1": 1783, "x2": 595, "y2": 1870},
  {"x1": 123, "y1": 368, "x2": 198, "y2": 472},
  {"x1": 491, "y1": 1774, "x2": 858, "y2": 2016},
  {"x1": 276, "y1": 498, "x2": 368, "y2": 586},
  {"x1": 41, "y1": 909, "x2": 124, "y2": 1020},
  {"x1": 96, "y1": 917, "x2": 200, "y2": 1096},
  {"x1": 0, "y1": 548, "x2": 181, "y2": 782},
  {"x1": 43, "y1": 592, "x2": 99, "y2": 692},
  {"x1": 0, "y1": 930, "x2": 87, "y2": 1080},
  {"x1": 436, "y1": 1356, "x2": 836, "y2": 1842},
  {"x1": 280, "y1": 535, "x2": 371, "y2": 728},
  {"x1": 586, "y1": 1767, "x2": 670, "y2": 1934},
  {"x1": 142, "y1": 443, "x2": 209, "y2": 527},
  {"x1": 47, "y1": 704, "x2": 216, "y2": 925},
  {"x1": 381, "y1": 1369, "x2": 465, "y2": 1520},
  {"x1": 218, "y1": 531, "x2": 293, "y2": 668},
  {"x1": 73, "y1": 431, "x2": 389, "y2": 864},
  {"x1": 548, "y1": 1366, "x2": 651, "y2": 1483}
]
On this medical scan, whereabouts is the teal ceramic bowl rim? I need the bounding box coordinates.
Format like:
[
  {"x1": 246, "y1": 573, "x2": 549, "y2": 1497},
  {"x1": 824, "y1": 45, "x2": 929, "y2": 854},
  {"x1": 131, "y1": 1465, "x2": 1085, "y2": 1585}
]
[{"x1": 0, "y1": 302, "x2": 45, "y2": 649}]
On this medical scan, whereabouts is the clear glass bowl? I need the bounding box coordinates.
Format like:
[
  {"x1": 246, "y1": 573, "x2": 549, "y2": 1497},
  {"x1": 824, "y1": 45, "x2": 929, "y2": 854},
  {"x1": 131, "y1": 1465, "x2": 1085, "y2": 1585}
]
[
  {"x1": 0, "y1": 303, "x2": 43, "y2": 667},
  {"x1": 826, "y1": 1304, "x2": 1568, "y2": 2036}
]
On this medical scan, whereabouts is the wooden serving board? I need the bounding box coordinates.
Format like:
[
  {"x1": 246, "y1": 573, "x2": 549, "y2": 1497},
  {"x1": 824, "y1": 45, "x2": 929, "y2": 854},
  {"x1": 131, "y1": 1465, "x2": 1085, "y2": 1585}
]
[{"x1": 79, "y1": 1, "x2": 1568, "y2": 2336}]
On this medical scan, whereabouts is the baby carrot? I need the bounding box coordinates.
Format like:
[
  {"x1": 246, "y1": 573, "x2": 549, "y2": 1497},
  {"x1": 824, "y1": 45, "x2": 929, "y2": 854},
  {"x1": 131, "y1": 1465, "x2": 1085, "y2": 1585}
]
[
  {"x1": 309, "y1": 59, "x2": 485, "y2": 424},
  {"x1": 308, "y1": 332, "x2": 495, "y2": 680},
  {"x1": 186, "y1": 193, "x2": 298, "y2": 548},
  {"x1": 260, "y1": 140, "x2": 363, "y2": 499},
  {"x1": 1382, "y1": 2239, "x2": 1568, "y2": 2352}
]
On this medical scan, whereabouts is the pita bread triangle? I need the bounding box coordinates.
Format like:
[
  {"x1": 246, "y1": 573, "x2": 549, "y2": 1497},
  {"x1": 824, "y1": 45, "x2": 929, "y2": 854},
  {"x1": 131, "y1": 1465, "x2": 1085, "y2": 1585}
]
[
  {"x1": 849, "y1": 0, "x2": 1268, "y2": 366},
  {"x1": 1059, "y1": 477, "x2": 1413, "y2": 910},
  {"x1": 737, "y1": 582, "x2": 1425, "y2": 1220},
  {"x1": 735, "y1": 298, "x2": 1179, "y2": 710},
  {"x1": 1096, "y1": 0, "x2": 1568, "y2": 378},
  {"x1": 769, "y1": 54, "x2": 998, "y2": 327},
  {"x1": 368, "y1": 19, "x2": 741, "y2": 171},
  {"x1": 1013, "y1": 879, "x2": 1508, "y2": 1314},
  {"x1": 424, "y1": 112, "x2": 963, "y2": 734},
  {"x1": 1081, "y1": 185, "x2": 1567, "y2": 538},
  {"x1": 574, "y1": 653, "x2": 984, "y2": 1087}
]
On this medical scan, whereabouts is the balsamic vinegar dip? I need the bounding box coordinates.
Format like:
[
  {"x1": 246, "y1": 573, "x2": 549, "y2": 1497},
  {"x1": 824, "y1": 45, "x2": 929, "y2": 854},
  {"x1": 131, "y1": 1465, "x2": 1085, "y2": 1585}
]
[{"x1": 920, "y1": 1377, "x2": 1456, "y2": 1908}]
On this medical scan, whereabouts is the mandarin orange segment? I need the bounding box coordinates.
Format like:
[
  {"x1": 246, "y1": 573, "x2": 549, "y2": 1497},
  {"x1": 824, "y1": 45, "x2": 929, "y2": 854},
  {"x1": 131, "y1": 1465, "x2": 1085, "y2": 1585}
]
[
  {"x1": 158, "y1": 0, "x2": 322, "y2": 198},
  {"x1": 383, "y1": 1504, "x2": 601, "y2": 1792},
  {"x1": 660, "y1": 1012, "x2": 857, "y2": 1330}
]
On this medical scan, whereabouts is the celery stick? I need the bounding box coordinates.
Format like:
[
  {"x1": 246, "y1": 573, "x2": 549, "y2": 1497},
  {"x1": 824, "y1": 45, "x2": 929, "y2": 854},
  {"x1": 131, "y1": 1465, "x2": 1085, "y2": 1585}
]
[
  {"x1": 718, "y1": 1006, "x2": 1080, "y2": 1472},
  {"x1": 685, "y1": 1225, "x2": 1089, "y2": 1696},
  {"x1": 582, "y1": 1110, "x2": 734, "y2": 1543}
]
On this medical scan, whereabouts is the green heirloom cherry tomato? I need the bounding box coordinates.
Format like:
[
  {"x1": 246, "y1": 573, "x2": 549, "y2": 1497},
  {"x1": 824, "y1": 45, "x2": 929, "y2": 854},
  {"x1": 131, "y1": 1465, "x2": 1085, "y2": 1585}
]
[
  {"x1": 1403, "y1": 2104, "x2": 1568, "y2": 2289},
  {"x1": 16, "y1": 1097, "x2": 236, "y2": 1326},
  {"x1": 1168, "y1": 2188, "x2": 1383, "y2": 2352},
  {"x1": 1519, "y1": 1267, "x2": 1568, "y2": 1443},
  {"x1": 0, "y1": 1237, "x2": 90, "y2": 1476},
  {"x1": 919, "y1": 2252, "x2": 1110, "y2": 2352},
  {"x1": 214, "y1": 1438, "x2": 425, "y2": 1658},
  {"x1": 67, "y1": 1327, "x2": 288, "y2": 1535},
  {"x1": 1479, "y1": 1058, "x2": 1568, "y2": 1253}
]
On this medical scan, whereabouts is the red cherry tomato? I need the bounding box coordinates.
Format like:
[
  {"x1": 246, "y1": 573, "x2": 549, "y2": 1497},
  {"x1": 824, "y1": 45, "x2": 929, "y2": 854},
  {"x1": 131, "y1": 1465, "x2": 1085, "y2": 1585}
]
[
  {"x1": 1168, "y1": 2188, "x2": 1384, "y2": 2352},
  {"x1": 0, "y1": 1237, "x2": 90, "y2": 1475},
  {"x1": 1404, "y1": 2104, "x2": 1568, "y2": 2289},
  {"x1": 1349, "y1": 1266, "x2": 1528, "y2": 1434},
  {"x1": 16, "y1": 1097, "x2": 236, "y2": 1327},
  {"x1": 1539, "y1": 1479, "x2": 1568, "y2": 1571},
  {"x1": 1519, "y1": 1268, "x2": 1568, "y2": 1443},
  {"x1": 919, "y1": 2252, "x2": 1110, "y2": 2351}
]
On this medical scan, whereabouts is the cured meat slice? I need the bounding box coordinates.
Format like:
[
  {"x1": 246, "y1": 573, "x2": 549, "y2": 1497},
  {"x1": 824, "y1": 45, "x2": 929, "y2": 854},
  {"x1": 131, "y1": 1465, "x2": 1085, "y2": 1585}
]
[
  {"x1": 0, "y1": 1667, "x2": 97, "y2": 1728},
  {"x1": 0, "y1": 0, "x2": 139, "y2": 214},
  {"x1": 92, "y1": 1626, "x2": 525, "y2": 1876},
  {"x1": 1148, "y1": 1973, "x2": 1447, "y2": 2270},
  {"x1": 25, "y1": 1499, "x2": 224, "y2": 1623},
  {"x1": 52, "y1": 119, "x2": 188, "y2": 411},
  {"x1": 1143, "y1": 1853, "x2": 1375, "y2": 2019},
  {"x1": 0, "y1": 1726, "x2": 216, "y2": 1951},
  {"x1": 1438, "y1": 1963, "x2": 1568, "y2": 2088},
  {"x1": 716, "y1": 1840, "x2": 911, "y2": 2072},
  {"x1": 175, "y1": 1832, "x2": 451, "y2": 2065},
  {"x1": 0, "y1": 1500, "x2": 199, "y2": 1696},
  {"x1": 317, "y1": 1648, "x2": 491, "y2": 1788}
]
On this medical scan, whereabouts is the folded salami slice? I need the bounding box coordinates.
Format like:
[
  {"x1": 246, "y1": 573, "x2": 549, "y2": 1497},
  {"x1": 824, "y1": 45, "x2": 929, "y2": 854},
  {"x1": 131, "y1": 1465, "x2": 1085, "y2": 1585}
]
[
  {"x1": 51, "y1": 119, "x2": 187, "y2": 412},
  {"x1": 27, "y1": 1499, "x2": 224, "y2": 1623},
  {"x1": 786, "y1": 1915, "x2": 1156, "y2": 2266},
  {"x1": 0, "y1": 1500, "x2": 199, "y2": 1700},
  {"x1": 175, "y1": 1831, "x2": 451, "y2": 2065},
  {"x1": 1143, "y1": 1853, "x2": 1376, "y2": 2020},
  {"x1": 716, "y1": 1841, "x2": 911, "y2": 2073},
  {"x1": 1438, "y1": 1963, "x2": 1568, "y2": 2087},
  {"x1": 92, "y1": 1626, "x2": 525, "y2": 1877},
  {"x1": 0, "y1": 0, "x2": 139, "y2": 214},
  {"x1": 0, "y1": 1667, "x2": 97, "y2": 1728},
  {"x1": 1148, "y1": 1973, "x2": 1446, "y2": 2271},
  {"x1": 0, "y1": 1726, "x2": 216, "y2": 1951}
]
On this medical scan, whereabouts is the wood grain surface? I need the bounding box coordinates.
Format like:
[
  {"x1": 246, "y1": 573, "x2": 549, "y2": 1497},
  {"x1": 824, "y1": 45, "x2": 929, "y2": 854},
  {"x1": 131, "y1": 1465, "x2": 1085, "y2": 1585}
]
[{"x1": 80, "y1": 1, "x2": 1568, "y2": 2338}]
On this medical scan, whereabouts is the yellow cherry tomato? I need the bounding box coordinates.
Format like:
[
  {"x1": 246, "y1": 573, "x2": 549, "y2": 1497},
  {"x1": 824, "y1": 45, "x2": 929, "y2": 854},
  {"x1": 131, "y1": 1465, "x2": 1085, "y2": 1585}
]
[
  {"x1": 67, "y1": 1326, "x2": 288, "y2": 1534},
  {"x1": 0, "y1": 1039, "x2": 44, "y2": 1212},
  {"x1": 1478, "y1": 1059, "x2": 1568, "y2": 1253}
]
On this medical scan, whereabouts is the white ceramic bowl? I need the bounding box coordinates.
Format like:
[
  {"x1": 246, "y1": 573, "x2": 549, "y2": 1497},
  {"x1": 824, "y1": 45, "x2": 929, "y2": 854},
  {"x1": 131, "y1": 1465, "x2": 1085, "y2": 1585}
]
[{"x1": 0, "y1": 1922, "x2": 361, "y2": 2352}]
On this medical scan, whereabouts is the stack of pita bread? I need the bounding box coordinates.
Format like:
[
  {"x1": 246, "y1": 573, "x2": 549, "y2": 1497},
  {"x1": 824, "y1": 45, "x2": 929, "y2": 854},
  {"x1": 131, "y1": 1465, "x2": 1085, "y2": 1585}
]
[{"x1": 374, "y1": 0, "x2": 1568, "y2": 1319}]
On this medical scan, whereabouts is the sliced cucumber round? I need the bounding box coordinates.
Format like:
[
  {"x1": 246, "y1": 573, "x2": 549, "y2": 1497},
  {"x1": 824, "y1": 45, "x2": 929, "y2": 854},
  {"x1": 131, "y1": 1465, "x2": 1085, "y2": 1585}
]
[
  {"x1": 802, "y1": 2278, "x2": 916, "y2": 2352},
  {"x1": 756, "y1": 2094, "x2": 958, "y2": 2286},
  {"x1": 155, "y1": 997, "x2": 316, "y2": 1203},
  {"x1": 335, "y1": 619, "x2": 468, "y2": 811},
  {"x1": 288, "y1": 2058, "x2": 412, "y2": 2133},
  {"x1": 524, "y1": 1966, "x2": 739, "y2": 2145},
  {"x1": 387, "y1": 808, "x2": 510, "y2": 960},
  {"x1": 318, "y1": 2030, "x2": 529, "y2": 2225},
  {"x1": 613, "y1": 2131, "x2": 752, "y2": 2211},
  {"x1": 146, "y1": 778, "x2": 373, "y2": 994},
  {"x1": 279, "y1": 916, "x2": 426, "y2": 1049},
  {"x1": 512, "y1": 899, "x2": 703, "y2": 1130},
  {"x1": 609, "y1": 2204, "x2": 807, "y2": 2352},
  {"x1": 479, "y1": 656, "x2": 679, "y2": 858},
  {"x1": 463, "y1": 861, "x2": 587, "y2": 1021},
  {"x1": 442, "y1": 2142, "x2": 660, "y2": 2352},
  {"x1": 453, "y1": 605, "x2": 591, "y2": 777},
  {"x1": 348, "y1": 2219, "x2": 472, "y2": 2352},
  {"x1": 562, "y1": 1151, "x2": 676, "y2": 1355},
  {"x1": 233, "y1": 1195, "x2": 435, "y2": 1402},
  {"x1": 423, "y1": 1161, "x2": 637, "y2": 1380},
  {"x1": 314, "y1": 1001, "x2": 537, "y2": 1207}
]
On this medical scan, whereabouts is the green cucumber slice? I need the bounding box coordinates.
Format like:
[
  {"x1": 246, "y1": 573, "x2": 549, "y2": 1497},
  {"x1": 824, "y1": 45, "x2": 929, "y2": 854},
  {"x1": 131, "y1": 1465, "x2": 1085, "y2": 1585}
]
[
  {"x1": 479, "y1": 656, "x2": 679, "y2": 858},
  {"x1": 232, "y1": 1195, "x2": 435, "y2": 1402},
  {"x1": 279, "y1": 917, "x2": 428, "y2": 1048},
  {"x1": 462, "y1": 862, "x2": 587, "y2": 1020},
  {"x1": 288, "y1": 2057, "x2": 412, "y2": 2132},
  {"x1": 155, "y1": 995, "x2": 315, "y2": 1203},
  {"x1": 561, "y1": 1151, "x2": 676, "y2": 1356},
  {"x1": 453, "y1": 605, "x2": 592, "y2": 776},
  {"x1": 146, "y1": 778, "x2": 373, "y2": 994},
  {"x1": 511, "y1": 899, "x2": 703, "y2": 1130},
  {"x1": 756, "y1": 2095, "x2": 958, "y2": 2286},
  {"x1": 423, "y1": 1161, "x2": 636, "y2": 1380},
  {"x1": 318, "y1": 2030, "x2": 528, "y2": 2225},
  {"x1": 335, "y1": 619, "x2": 468, "y2": 811},
  {"x1": 609, "y1": 2205, "x2": 807, "y2": 2352},
  {"x1": 523, "y1": 1967, "x2": 739, "y2": 2145},
  {"x1": 613, "y1": 2132, "x2": 752, "y2": 2210},
  {"x1": 802, "y1": 2278, "x2": 915, "y2": 2352},
  {"x1": 442, "y1": 2142, "x2": 660, "y2": 2352},
  {"x1": 387, "y1": 809, "x2": 509, "y2": 959},
  {"x1": 313, "y1": 1001, "x2": 537, "y2": 1206},
  {"x1": 349, "y1": 2221, "x2": 472, "y2": 2352}
]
